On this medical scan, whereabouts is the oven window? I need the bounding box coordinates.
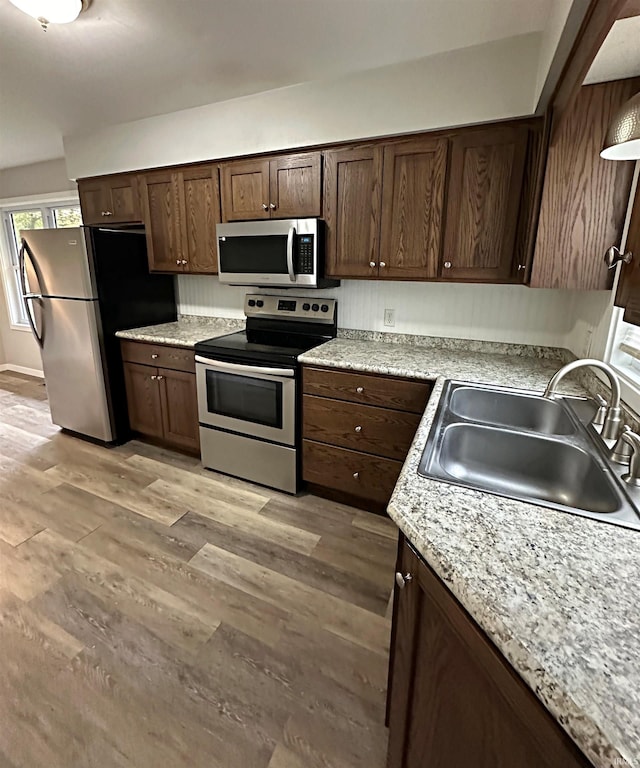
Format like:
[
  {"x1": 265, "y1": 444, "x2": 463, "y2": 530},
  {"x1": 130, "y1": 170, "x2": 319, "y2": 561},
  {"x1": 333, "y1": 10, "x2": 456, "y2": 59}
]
[
  {"x1": 219, "y1": 235, "x2": 288, "y2": 274},
  {"x1": 205, "y1": 370, "x2": 283, "y2": 428}
]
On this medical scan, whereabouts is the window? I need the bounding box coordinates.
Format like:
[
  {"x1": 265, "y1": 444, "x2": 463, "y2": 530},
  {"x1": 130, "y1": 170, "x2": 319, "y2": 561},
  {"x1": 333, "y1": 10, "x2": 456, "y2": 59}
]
[{"x1": 1, "y1": 202, "x2": 82, "y2": 327}]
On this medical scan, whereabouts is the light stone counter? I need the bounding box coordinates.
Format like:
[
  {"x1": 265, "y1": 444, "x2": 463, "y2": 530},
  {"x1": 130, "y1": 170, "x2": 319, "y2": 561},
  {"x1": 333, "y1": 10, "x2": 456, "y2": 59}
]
[
  {"x1": 116, "y1": 315, "x2": 244, "y2": 348},
  {"x1": 300, "y1": 334, "x2": 639, "y2": 768}
]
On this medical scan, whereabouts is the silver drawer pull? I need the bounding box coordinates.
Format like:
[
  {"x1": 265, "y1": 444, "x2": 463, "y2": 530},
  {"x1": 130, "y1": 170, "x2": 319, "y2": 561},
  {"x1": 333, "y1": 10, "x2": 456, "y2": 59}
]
[
  {"x1": 156, "y1": 375, "x2": 164, "y2": 380},
  {"x1": 356, "y1": 386, "x2": 364, "y2": 394},
  {"x1": 352, "y1": 472, "x2": 360, "y2": 479},
  {"x1": 443, "y1": 261, "x2": 452, "y2": 269},
  {"x1": 176, "y1": 259, "x2": 181, "y2": 265},
  {"x1": 354, "y1": 425, "x2": 362, "y2": 433},
  {"x1": 369, "y1": 261, "x2": 376, "y2": 268},
  {"x1": 151, "y1": 353, "x2": 159, "y2": 359},
  {"x1": 395, "y1": 572, "x2": 413, "y2": 589},
  {"x1": 150, "y1": 375, "x2": 157, "y2": 381}
]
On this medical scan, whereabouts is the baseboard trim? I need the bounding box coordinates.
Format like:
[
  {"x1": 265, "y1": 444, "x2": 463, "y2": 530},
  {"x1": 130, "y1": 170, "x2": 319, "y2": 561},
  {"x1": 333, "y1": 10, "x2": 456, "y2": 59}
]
[{"x1": 0, "y1": 364, "x2": 45, "y2": 378}]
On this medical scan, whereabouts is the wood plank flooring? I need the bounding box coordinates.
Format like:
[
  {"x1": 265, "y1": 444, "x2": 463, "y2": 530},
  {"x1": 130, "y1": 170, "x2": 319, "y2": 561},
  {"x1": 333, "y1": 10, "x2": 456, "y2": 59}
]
[{"x1": 0, "y1": 371, "x2": 397, "y2": 768}]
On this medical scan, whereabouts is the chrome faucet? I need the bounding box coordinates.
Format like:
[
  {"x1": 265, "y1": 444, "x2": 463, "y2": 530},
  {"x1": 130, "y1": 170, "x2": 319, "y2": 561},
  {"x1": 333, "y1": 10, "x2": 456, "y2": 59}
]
[{"x1": 543, "y1": 359, "x2": 623, "y2": 440}]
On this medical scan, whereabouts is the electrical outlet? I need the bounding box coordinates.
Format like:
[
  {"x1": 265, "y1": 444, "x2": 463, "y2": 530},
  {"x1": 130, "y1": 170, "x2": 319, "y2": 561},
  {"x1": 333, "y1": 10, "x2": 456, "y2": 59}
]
[{"x1": 384, "y1": 308, "x2": 395, "y2": 327}]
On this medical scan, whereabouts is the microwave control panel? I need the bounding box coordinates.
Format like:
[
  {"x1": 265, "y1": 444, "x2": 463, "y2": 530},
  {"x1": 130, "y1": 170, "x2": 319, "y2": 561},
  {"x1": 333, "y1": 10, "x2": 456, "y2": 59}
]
[{"x1": 295, "y1": 235, "x2": 315, "y2": 274}]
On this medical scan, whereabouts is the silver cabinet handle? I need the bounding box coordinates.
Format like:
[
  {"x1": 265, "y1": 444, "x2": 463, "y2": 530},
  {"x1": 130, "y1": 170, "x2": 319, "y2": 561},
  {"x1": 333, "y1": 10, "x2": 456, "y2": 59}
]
[
  {"x1": 604, "y1": 245, "x2": 633, "y2": 269},
  {"x1": 379, "y1": 261, "x2": 386, "y2": 268},
  {"x1": 369, "y1": 261, "x2": 377, "y2": 268},
  {"x1": 354, "y1": 425, "x2": 362, "y2": 433},
  {"x1": 443, "y1": 261, "x2": 452, "y2": 269},
  {"x1": 181, "y1": 260, "x2": 188, "y2": 265},
  {"x1": 176, "y1": 259, "x2": 181, "y2": 265},
  {"x1": 102, "y1": 211, "x2": 113, "y2": 217},
  {"x1": 352, "y1": 472, "x2": 360, "y2": 479},
  {"x1": 262, "y1": 203, "x2": 269, "y2": 210},
  {"x1": 356, "y1": 386, "x2": 364, "y2": 394},
  {"x1": 151, "y1": 353, "x2": 159, "y2": 359},
  {"x1": 269, "y1": 203, "x2": 277, "y2": 210},
  {"x1": 150, "y1": 375, "x2": 157, "y2": 381},
  {"x1": 395, "y1": 572, "x2": 413, "y2": 589},
  {"x1": 156, "y1": 375, "x2": 164, "y2": 380},
  {"x1": 517, "y1": 264, "x2": 526, "y2": 271}
]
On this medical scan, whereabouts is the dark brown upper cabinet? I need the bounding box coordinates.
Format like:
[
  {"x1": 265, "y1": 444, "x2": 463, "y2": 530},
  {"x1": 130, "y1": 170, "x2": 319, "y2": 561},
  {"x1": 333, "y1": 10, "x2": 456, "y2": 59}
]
[
  {"x1": 530, "y1": 78, "x2": 639, "y2": 291},
  {"x1": 139, "y1": 164, "x2": 220, "y2": 274},
  {"x1": 441, "y1": 126, "x2": 528, "y2": 282},
  {"x1": 615, "y1": 178, "x2": 640, "y2": 324},
  {"x1": 324, "y1": 144, "x2": 384, "y2": 278},
  {"x1": 78, "y1": 174, "x2": 142, "y2": 225},
  {"x1": 220, "y1": 152, "x2": 322, "y2": 221},
  {"x1": 379, "y1": 137, "x2": 448, "y2": 280},
  {"x1": 387, "y1": 537, "x2": 592, "y2": 768}
]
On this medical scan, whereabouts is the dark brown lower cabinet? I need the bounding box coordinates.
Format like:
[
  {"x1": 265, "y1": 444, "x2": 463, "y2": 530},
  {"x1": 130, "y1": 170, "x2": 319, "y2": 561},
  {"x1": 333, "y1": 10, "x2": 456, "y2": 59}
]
[
  {"x1": 387, "y1": 537, "x2": 592, "y2": 768},
  {"x1": 123, "y1": 360, "x2": 199, "y2": 453}
]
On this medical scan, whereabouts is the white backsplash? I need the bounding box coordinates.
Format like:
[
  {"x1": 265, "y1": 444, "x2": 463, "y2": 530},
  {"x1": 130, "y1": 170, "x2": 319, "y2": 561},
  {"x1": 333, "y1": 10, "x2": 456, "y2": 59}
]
[{"x1": 177, "y1": 275, "x2": 611, "y2": 354}]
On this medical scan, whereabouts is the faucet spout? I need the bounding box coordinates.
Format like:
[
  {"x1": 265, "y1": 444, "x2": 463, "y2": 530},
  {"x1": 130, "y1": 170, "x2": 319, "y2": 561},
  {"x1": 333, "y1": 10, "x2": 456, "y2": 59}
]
[{"x1": 543, "y1": 358, "x2": 622, "y2": 440}]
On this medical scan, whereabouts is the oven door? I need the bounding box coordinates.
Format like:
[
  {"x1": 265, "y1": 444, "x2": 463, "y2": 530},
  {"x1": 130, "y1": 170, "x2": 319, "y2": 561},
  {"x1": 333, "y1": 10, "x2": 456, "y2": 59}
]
[{"x1": 195, "y1": 356, "x2": 296, "y2": 446}]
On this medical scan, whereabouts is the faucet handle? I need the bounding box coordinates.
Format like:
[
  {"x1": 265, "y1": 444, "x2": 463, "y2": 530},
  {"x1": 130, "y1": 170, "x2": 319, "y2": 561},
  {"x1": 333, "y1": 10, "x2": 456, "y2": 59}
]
[
  {"x1": 591, "y1": 394, "x2": 608, "y2": 428},
  {"x1": 621, "y1": 430, "x2": 640, "y2": 486},
  {"x1": 611, "y1": 425, "x2": 633, "y2": 464}
]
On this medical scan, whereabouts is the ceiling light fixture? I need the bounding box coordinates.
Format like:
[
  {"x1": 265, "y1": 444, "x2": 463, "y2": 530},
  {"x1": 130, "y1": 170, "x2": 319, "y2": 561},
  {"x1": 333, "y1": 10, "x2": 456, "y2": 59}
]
[
  {"x1": 601, "y1": 91, "x2": 640, "y2": 161},
  {"x1": 8, "y1": 0, "x2": 91, "y2": 30}
]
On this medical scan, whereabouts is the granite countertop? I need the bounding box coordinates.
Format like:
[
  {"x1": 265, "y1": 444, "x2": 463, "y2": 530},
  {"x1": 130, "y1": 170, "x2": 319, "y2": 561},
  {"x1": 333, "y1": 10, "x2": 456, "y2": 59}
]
[
  {"x1": 301, "y1": 334, "x2": 639, "y2": 768},
  {"x1": 115, "y1": 316, "x2": 245, "y2": 348}
]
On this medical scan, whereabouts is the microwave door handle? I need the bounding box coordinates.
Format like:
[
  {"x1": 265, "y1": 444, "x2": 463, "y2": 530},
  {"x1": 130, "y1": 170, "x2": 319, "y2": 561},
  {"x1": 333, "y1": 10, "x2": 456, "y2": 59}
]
[
  {"x1": 287, "y1": 226, "x2": 297, "y2": 282},
  {"x1": 195, "y1": 355, "x2": 295, "y2": 378}
]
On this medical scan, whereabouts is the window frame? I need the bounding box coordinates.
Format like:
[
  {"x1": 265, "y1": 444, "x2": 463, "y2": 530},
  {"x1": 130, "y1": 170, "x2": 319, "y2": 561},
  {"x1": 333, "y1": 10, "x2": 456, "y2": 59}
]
[{"x1": 0, "y1": 195, "x2": 81, "y2": 331}]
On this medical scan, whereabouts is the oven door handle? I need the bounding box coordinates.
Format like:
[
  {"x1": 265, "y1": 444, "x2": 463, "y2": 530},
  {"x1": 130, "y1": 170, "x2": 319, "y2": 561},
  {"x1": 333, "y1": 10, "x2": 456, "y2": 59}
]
[
  {"x1": 195, "y1": 355, "x2": 296, "y2": 378},
  {"x1": 287, "y1": 226, "x2": 297, "y2": 282}
]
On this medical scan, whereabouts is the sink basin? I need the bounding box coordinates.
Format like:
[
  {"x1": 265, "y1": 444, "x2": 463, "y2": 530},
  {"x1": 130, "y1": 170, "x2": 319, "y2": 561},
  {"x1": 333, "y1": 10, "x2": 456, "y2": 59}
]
[
  {"x1": 437, "y1": 423, "x2": 619, "y2": 514},
  {"x1": 418, "y1": 380, "x2": 640, "y2": 531},
  {"x1": 448, "y1": 386, "x2": 576, "y2": 435}
]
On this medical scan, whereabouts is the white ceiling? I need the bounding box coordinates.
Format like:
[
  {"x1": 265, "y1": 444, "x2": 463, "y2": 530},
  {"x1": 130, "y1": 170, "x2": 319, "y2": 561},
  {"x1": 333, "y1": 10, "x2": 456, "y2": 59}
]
[
  {"x1": 584, "y1": 16, "x2": 640, "y2": 85},
  {"x1": 0, "y1": 0, "x2": 554, "y2": 170}
]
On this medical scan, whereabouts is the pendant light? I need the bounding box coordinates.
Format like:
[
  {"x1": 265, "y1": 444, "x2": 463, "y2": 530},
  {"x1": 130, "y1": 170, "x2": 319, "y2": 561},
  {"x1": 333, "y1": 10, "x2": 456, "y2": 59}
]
[
  {"x1": 601, "y1": 91, "x2": 640, "y2": 161},
  {"x1": 8, "y1": 0, "x2": 90, "y2": 30}
]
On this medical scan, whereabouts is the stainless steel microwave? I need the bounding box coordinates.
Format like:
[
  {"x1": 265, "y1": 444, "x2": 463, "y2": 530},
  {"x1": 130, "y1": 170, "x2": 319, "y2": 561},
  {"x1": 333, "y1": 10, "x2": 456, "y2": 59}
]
[{"x1": 216, "y1": 218, "x2": 339, "y2": 288}]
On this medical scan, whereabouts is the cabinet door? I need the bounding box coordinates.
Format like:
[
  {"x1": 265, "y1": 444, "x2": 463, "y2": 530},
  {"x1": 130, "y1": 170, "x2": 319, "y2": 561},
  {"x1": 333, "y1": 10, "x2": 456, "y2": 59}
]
[
  {"x1": 179, "y1": 165, "x2": 220, "y2": 274},
  {"x1": 615, "y1": 179, "x2": 640, "y2": 323},
  {"x1": 123, "y1": 363, "x2": 164, "y2": 439},
  {"x1": 442, "y1": 126, "x2": 528, "y2": 282},
  {"x1": 140, "y1": 170, "x2": 184, "y2": 273},
  {"x1": 387, "y1": 540, "x2": 591, "y2": 768},
  {"x1": 78, "y1": 179, "x2": 111, "y2": 225},
  {"x1": 158, "y1": 368, "x2": 200, "y2": 452},
  {"x1": 324, "y1": 145, "x2": 383, "y2": 278},
  {"x1": 108, "y1": 174, "x2": 141, "y2": 223},
  {"x1": 269, "y1": 152, "x2": 322, "y2": 218},
  {"x1": 531, "y1": 79, "x2": 639, "y2": 290},
  {"x1": 380, "y1": 138, "x2": 447, "y2": 279},
  {"x1": 220, "y1": 159, "x2": 270, "y2": 221}
]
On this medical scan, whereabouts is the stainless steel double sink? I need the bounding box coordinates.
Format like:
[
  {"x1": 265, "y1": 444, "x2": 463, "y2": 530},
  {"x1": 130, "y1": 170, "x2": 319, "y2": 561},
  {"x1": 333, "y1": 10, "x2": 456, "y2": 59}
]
[{"x1": 418, "y1": 381, "x2": 640, "y2": 530}]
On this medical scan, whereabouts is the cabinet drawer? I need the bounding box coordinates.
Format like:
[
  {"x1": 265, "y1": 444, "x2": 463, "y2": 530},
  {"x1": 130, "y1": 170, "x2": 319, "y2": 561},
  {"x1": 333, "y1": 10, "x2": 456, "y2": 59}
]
[
  {"x1": 303, "y1": 439, "x2": 402, "y2": 505},
  {"x1": 303, "y1": 395, "x2": 420, "y2": 461},
  {"x1": 303, "y1": 366, "x2": 432, "y2": 414},
  {"x1": 120, "y1": 340, "x2": 195, "y2": 373}
]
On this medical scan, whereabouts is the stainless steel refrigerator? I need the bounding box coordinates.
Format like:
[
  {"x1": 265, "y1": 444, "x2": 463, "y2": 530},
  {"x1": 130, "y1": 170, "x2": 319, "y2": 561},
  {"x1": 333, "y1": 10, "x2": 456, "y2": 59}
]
[{"x1": 19, "y1": 226, "x2": 176, "y2": 443}]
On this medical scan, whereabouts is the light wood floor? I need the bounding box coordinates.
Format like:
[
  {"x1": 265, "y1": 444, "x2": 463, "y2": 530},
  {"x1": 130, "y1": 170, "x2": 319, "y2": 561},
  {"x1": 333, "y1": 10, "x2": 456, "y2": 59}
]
[{"x1": 0, "y1": 370, "x2": 397, "y2": 768}]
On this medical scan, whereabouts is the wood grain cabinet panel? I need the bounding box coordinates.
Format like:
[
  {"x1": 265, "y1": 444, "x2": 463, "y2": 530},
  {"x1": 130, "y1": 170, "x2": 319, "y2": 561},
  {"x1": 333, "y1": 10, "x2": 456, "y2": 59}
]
[
  {"x1": 442, "y1": 126, "x2": 528, "y2": 282},
  {"x1": 303, "y1": 395, "x2": 421, "y2": 461},
  {"x1": 140, "y1": 170, "x2": 184, "y2": 273},
  {"x1": 387, "y1": 538, "x2": 592, "y2": 768},
  {"x1": 531, "y1": 78, "x2": 639, "y2": 290},
  {"x1": 302, "y1": 367, "x2": 432, "y2": 413},
  {"x1": 380, "y1": 138, "x2": 448, "y2": 280},
  {"x1": 123, "y1": 362, "x2": 164, "y2": 439},
  {"x1": 303, "y1": 440, "x2": 402, "y2": 505},
  {"x1": 179, "y1": 165, "x2": 220, "y2": 274},
  {"x1": 159, "y1": 368, "x2": 200, "y2": 452},
  {"x1": 269, "y1": 153, "x2": 321, "y2": 218},
  {"x1": 120, "y1": 341, "x2": 195, "y2": 373},
  {"x1": 78, "y1": 174, "x2": 141, "y2": 225},
  {"x1": 615, "y1": 179, "x2": 640, "y2": 323},
  {"x1": 324, "y1": 145, "x2": 384, "y2": 278},
  {"x1": 220, "y1": 159, "x2": 271, "y2": 221}
]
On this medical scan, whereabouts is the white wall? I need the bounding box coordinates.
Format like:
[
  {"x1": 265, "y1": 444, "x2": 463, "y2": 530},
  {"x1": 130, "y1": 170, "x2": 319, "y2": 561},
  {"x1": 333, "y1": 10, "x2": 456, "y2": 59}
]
[
  {"x1": 177, "y1": 275, "x2": 611, "y2": 351},
  {"x1": 64, "y1": 33, "x2": 541, "y2": 179}
]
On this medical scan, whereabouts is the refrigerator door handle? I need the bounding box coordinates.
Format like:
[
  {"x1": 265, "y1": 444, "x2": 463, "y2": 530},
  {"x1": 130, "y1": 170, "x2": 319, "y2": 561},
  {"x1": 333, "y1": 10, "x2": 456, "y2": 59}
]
[{"x1": 18, "y1": 239, "x2": 44, "y2": 348}]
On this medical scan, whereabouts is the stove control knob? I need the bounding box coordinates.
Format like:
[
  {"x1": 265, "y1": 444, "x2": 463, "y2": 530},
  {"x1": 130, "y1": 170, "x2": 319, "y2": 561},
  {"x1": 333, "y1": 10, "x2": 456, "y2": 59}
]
[
  {"x1": 256, "y1": 300, "x2": 264, "y2": 308},
  {"x1": 311, "y1": 303, "x2": 319, "y2": 312},
  {"x1": 302, "y1": 303, "x2": 310, "y2": 311},
  {"x1": 321, "y1": 304, "x2": 329, "y2": 313},
  {"x1": 248, "y1": 299, "x2": 256, "y2": 307}
]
